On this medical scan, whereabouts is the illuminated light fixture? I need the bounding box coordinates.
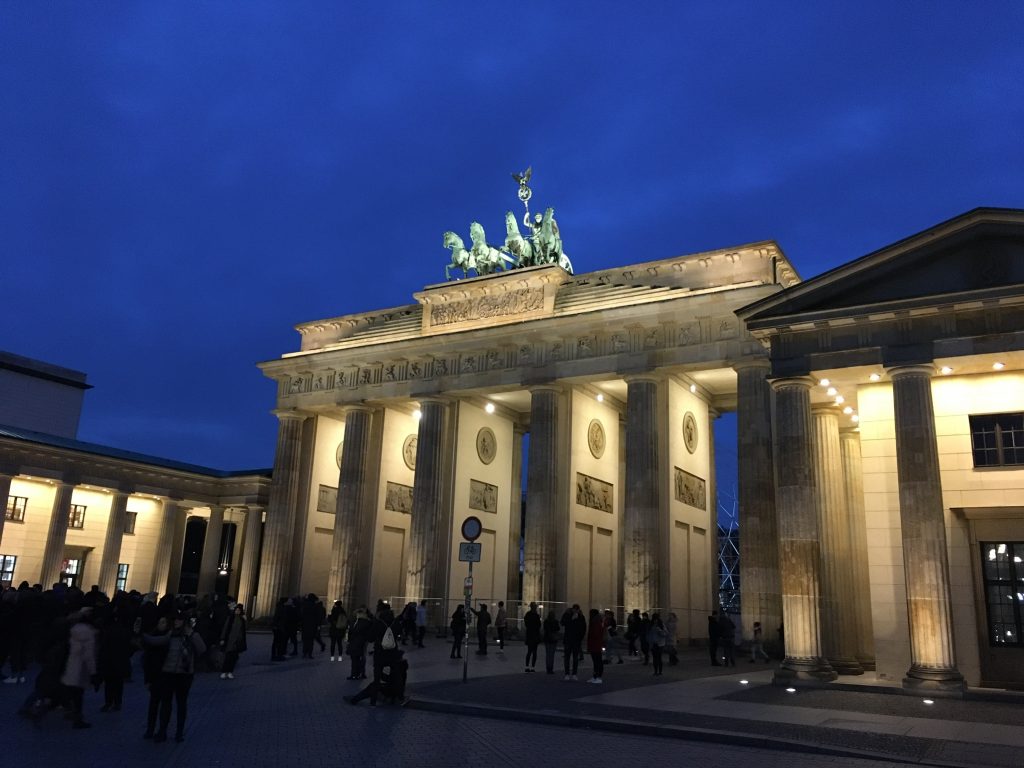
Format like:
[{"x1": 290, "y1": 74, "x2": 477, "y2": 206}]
[
  {"x1": 689, "y1": 384, "x2": 697, "y2": 394},
  {"x1": 218, "y1": 569, "x2": 228, "y2": 576},
  {"x1": 819, "y1": 379, "x2": 830, "y2": 387},
  {"x1": 484, "y1": 402, "x2": 496, "y2": 414},
  {"x1": 596, "y1": 394, "x2": 604, "y2": 403},
  {"x1": 826, "y1": 387, "x2": 837, "y2": 396},
  {"x1": 988, "y1": 548, "x2": 997, "y2": 561},
  {"x1": 412, "y1": 409, "x2": 422, "y2": 421},
  {"x1": 940, "y1": 366, "x2": 953, "y2": 375},
  {"x1": 851, "y1": 415, "x2": 860, "y2": 423},
  {"x1": 843, "y1": 406, "x2": 854, "y2": 415},
  {"x1": 835, "y1": 395, "x2": 845, "y2": 405},
  {"x1": 923, "y1": 699, "x2": 934, "y2": 705},
  {"x1": 739, "y1": 679, "x2": 749, "y2": 685},
  {"x1": 869, "y1": 373, "x2": 881, "y2": 382},
  {"x1": 993, "y1": 362, "x2": 1005, "y2": 370},
  {"x1": 785, "y1": 687, "x2": 796, "y2": 693},
  {"x1": 998, "y1": 543, "x2": 1007, "y2": 554}
]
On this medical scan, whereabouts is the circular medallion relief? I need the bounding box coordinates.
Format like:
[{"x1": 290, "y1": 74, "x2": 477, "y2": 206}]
[
  {"x1": 476, "y1": 426, "x2": 497, "y2": 465},
  {"x1": 587, "y1": 419, "x2": 606, "y2": 459},
  {"x1": 402, "y1": 434, "x2": 418, "y2": 471},
  {"x1": 682, "y1": 411, "x2": 699, "y2": 454},
  {"x1": 335, "y1": 441, "x2": 344, "y2": 469}
]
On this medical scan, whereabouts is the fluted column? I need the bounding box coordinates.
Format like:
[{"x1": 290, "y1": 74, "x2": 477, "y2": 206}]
[
  {"x1": 623, "y1": 375, "x2": 664, "y2": 612},
  {"x1": 771, "y1": 377, "x2": 835, "y2": 683},
  {"x1": 840, "y1": 429, "x2": 875, "y2": 670},
  {"x1": 236, "y1": 505, "x2": 264, "y2": 611},
  {"x1": 328, "y1": 406, "x2": 380, "y2": 607},
  {"x1": 811, "y1": 406, "x2": 863, "y2": 675},
  {"x1": 0, "y1": 473, "x2": 12, "y2": 548},
  {"x1": 196, "y1": 505, "x2": 226, "y2": 597},
  {"x1": 150, "y1": 499, "x2": 182, "y2": 594},
  {"x1": 523, "y1": 386, "x2": 564, "y2": 606},
  {"x1": 406, "y1": 399, "x2": 452, "y2": 599},
  {"x1": 97, "y1": 490, "x2": 132, "y2": 595},
  {"x1": 736, "y1": 362, "x2": 782, "y2": 651},
  {"x1": 889, "y1": 365, "x2": 963, "y2": 690},
  {"x1": 39, "y1": 481, "x2": 76, "y2": 587},
  {"x1": 254, "y1": 411, "x2": 309, "y2": 618},
  {"x1": 507, "y1": 425, "x2": 525, "y2": 602}
]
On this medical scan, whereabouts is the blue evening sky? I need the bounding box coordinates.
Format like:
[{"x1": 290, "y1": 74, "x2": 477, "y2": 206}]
[{"x1": 2, "y1": 3, "x2": 1022, "y2": 516}]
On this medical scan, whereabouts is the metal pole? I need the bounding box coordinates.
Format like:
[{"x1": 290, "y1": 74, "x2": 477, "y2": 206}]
[{"x1": 462, "y1": 558, "x2": 473, "y2": 683}]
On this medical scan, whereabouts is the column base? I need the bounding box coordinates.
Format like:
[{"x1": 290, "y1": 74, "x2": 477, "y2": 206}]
[
  {"x1": 855, "y1": 654, "x2": 876, "y2": 672},
  {"x1": 903, "y1": 664, "x2": 965, "y2": 696},
  {"x1": 773, "y1": 657, "x2": 837, "y2": 685},
  {"x1": 827, "y1": 655, "x2": 865, "y2": 676}
]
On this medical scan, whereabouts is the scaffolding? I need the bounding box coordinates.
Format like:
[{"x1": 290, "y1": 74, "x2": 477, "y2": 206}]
[{"x1": 717, "y1": 485, "x2": 740, "y2": 614}]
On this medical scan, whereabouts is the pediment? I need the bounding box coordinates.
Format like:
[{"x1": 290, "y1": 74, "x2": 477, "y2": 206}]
[{"x1": 741, "y1": 208, "x2": 1024, "y2": 328}]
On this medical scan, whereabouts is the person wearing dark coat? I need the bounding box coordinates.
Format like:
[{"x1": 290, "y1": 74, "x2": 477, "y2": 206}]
[
  {"x1": 328, "y1": 601, "x2": 347, "y2": 661},
  {"x1": 718, "y1": 611, "x2": 737, "y2": 667},
  {"x1": 449, "y1": 606, "x2": 466, "y2": 659},
  {"x1": 560, "y1": 604, "x2": 586, "y2": 680},
  {"x1": 284, "y1": 597, "x2": 300, "y2": 656},
  {"x1": 97, "y1": 609, "x2": 134, "y2": 711},
  {"x1": 542, "y1": 610, "x2": 560, "y2": 674},
  {"x1": 345, "y1": 607, "x2": 403, "y2": 707},
  {"x1": 139, "y1": 616, "x2": 169, "y2": 738},
  {"x1": 522, "y1": 602, "x2": 541, "y2": 672},
  {"x1": 142, "y1": 612, "x2": 206, "y2": 743},
  {"x1": 639, "y1": 611, "x2": 652, "y2": 665},
  {"x1": 300, "y1": 594, "x2": 323, "y2": 659},
  {"x1": 346, "y1": 608, "x2": 371, "y2": 679},
  {"x1": 708, "y1": 611, "x2": 722, "y2": 666},
  {"x1": 626, "y1": 609, "x2": 641, "y2": 657},
  {"x1": 271, "y1": 598, "x2": 289, "y2": 662},
  {"x1": 470, "y1": 603, "x2": 491, "y2": 655},
  {"x1": 218, "y1": 604, "x2": 247, "y2": 679}
]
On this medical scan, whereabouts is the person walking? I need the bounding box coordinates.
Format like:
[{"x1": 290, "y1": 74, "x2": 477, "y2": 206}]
[
  {"x1": 718, "y1": 611, "x2": 737, "y2": 667},
  {"x1": 144, "y1": 611, "x2": 206, "y2": 743},
  {"x1": 648, "y1": 612, "x2": 668, "y2": 676},
  {"x1": 61, "y1": 608, "x2": 98, "y2": 729},
  {"x1": 346, "y1": 607, "x2": 371, "y2": 679},
  {"x1": 414, "y1": 600, "x2": 427, "y2": 648},
  {"x1": 218, "y1": 604, "x2": 247, "y2": 679},
  {"x1": 494, "y1": 601, "x2": 507, "y2": 652},
  {"x1": 522, "y1": 602, "x2": 541, "y2": 672},
  {"x1": 585, "y1": 609, "x2": 605, "y2": 684},
  {"x1": 708, "y1": 611, "x2": 721, "y2": 666},
  {"x1": 542, "y1": 610, "x2": 560, "y2": 674},
  {"x1": 449, "y1": 605, "x2": 466, "y2": 659},
  {"x1": 328, "y1": 601, "x2": 347, "y2": 661},
  {"x1": 626, "y1": 609, "x2": 641, "y2": 657},
  {"x1": 665, "y1": 612, "x2": 679, "y2": 666},
  {"x1": 561, "y1": 604, "x2": 586, "y2": 680},
  {"x1": 470, "y1": 603, "x2": 491, "y2": 655},
  {"x1": 749, "y1": 621, "x2": 771, "y2": 662}
]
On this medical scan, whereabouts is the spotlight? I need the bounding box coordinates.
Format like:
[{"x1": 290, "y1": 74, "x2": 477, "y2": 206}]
[
  {"x1": 785, "y1": 687, "x2": 796, "y2": 693},
  {"x1": 923, "y1": 699, "x2": 934, "y2": 705},
  {"x1": 993, "y1": 362, "x2": 1005, "y2": 370},
  {"x1": 826, "y1": 387, "x2": 837, "y2": 396},
  {"x1": 869, "y1": 373, "x2": 880, "y2": 382},
  {"x1": 819, "y1": 379, "x2": 830, "y2": 387},
  {"x1": 412, "y1": 409, "x2": 422, "y2": 421},
  {"x1": 596, "y1": 394, "x2": 604, "y2": 403},
  {"x1": 484, "y1": 402, "x2": 496, "y2": 414},
  {"x1": 689, "y1": 384, "x2": 697, "y2": 393},
  {"x1": 843, "y1": 406, "x2": 853, "y2": 415},
  {"x1": 851, "y1": 415, "x2": 860, "y2": 423},
  {"x1": 835, "y1": 395, "x2": 845, "y2": 404},
  {"x1": 739, "y1": 679, "x2": 749, "y2": 685},
  {"x1": 940, "y1": 366, "x2": 952, "y2": 375}
]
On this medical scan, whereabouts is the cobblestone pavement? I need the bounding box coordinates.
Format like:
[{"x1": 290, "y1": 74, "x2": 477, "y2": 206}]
[{"x1": 3, "y1": 634, "x2": 1019, "y2": 767}]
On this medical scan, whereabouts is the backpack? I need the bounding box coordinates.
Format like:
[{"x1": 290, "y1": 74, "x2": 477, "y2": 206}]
[{"x1": 381, "y1": 624, "x2": 397, "y2": 651}]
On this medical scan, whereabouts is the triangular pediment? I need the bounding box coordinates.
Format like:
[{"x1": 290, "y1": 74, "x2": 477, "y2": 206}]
[{"x1": 740, "y1": 208, "x2": 1024, "y2": 328}]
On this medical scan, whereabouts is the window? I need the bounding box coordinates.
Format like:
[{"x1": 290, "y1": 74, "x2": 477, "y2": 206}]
[
  {"x1": 115, "y1": 563, "x2": 129, "y2": 592},
  {"x1": 124, "y1": 511, "x2": 138, "y2": 535},
  {"x1": 980, "y1": 541, "x2": 1024, "y2": 647},
  {"x1": 5, "y1": 496, "x2": 27, "y2": 523},
  {"x1": 61, "y1": 558, "x2": 81, "y2": 588},
  {"x1": 68, "y1": 504, "x2": 86, "y2": 529},
  {"x1": 0, "y1": 554, "x2": 15, "y2": 586},
  {"x1": 970, "y1": 413, "x2": 1024, "y2": 467}
]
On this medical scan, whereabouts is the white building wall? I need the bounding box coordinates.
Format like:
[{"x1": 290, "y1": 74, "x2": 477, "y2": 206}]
[{"x1": 300, "y1": 414, "x2": 345, "y2": 597}]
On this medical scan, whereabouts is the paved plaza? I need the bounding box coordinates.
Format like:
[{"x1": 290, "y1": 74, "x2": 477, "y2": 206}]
[{"x1": 4, "y1": 633, "x2": 1022, "y2": 767}]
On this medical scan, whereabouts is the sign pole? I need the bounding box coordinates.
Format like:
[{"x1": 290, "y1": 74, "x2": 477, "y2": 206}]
[
  {"x1": 463, "y1": 558, "x2": 472, "y2": 683},
  {"x1": 459, "y1": 516, "x2": 483, "y2": 684}
]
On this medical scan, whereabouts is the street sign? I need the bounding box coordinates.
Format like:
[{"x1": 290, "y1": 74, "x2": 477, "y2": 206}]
[
  {"x1": 459, "y1": 542, "x2": 482, "y2": 562},
  {"x1": 461, "y1": 516, "x2": 482, "y2": 542}
]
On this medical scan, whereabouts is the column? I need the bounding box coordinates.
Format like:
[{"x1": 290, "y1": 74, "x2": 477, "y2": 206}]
[
  {"x1": 771, "y1": 377, "x2": 835, "y2": 683},
  {"x1": 254, "y1": 411, "x2": 308, "y2": 619},
  {"x1": 328, "y1": 406, "x2": 379, "y2": 607},
  {"x1": 889, "y1": 365, "x2": 963, "y2": 690},
  {"x1": 236, "y1": 505, "x2": 264, "y2": 612},
  {"x1": 840, "y1": 429, "x2": 875, "y2": 670},
  {"x1": 736, "y1": 363, "x2": 782, "y2": 650},
  {"x1": 97, "y1": 490, "x2": 131, "y2": 595},
  {"x1": 0, "y1": 472, "x2": 12, "y2": 547},
  {"x1": 623, "y1": 375, "x2": 664, "y2": 612},
  {"x1": 523, "y1": 385, "x2": 564, "y2": 607},
  {"x1": 196, "y1": 505, "x2": 226, "y2": 597},
  {"x1": 39, "y1": 480, "x2": 76, "y2": 587},
  {"x1": 149, "y1": 499, "x2": 182, "y2": 594},
  {"x1": 507, "y1": 425, "x2": 525, "y2": 604},
  {"x1": 167, "y1": 506, "x2": 189, "y2": 594},
  {"x1": 811, "y1": 405, "x2": 863, "y2": 675},
  {"x1": 406, "y1": 399, "x2": 452, "y2": 600}
]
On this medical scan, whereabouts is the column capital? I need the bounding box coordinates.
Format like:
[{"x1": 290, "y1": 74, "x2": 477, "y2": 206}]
[
  {"x1": 811, "y1": 402, "x2": 843, "y2": 415},
  {"x1": 623, "y1": 373, "x2": 663, "y2": 386},
  {"x1": 886, "y1": 364, "x2": 935, "y2": 380},
  {"x1": 339, "y1": 403, "x2": 376, "y2": 415},
  {"x1": 770, "y1": 375, "x2": 816, "y2": 392},
  {"x1": 414, "y1": 395, "x2": 453, "y2": 407},
  {"x1": 839, "y1": 427, "x2": 861, "y2": 439},
  {"x1": 272, "y1": 408, "x2": 309, "y2": 422},
  {"x1": 528, "y1": 382, "x2": 566, "y2": 396},
  {"x1": 732, "y1": 359, "x2": 772, "y2": 374}
]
